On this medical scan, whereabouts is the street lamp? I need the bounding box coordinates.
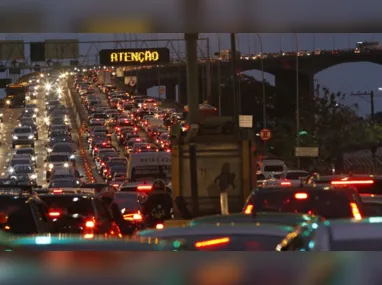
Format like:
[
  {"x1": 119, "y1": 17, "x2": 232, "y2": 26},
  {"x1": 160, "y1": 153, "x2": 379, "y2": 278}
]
[
  {"x1": 293, "y1": 33, "x2": 300, "y2": 169},
  {"x1": 255, "y1": 33, "x2": 266, "y2": 129}
]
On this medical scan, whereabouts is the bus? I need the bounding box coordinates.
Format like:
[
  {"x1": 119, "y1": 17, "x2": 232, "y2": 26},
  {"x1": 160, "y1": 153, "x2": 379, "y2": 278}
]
[{"x1": 5, "y1": 83, "x2": 28, "y2": 108}]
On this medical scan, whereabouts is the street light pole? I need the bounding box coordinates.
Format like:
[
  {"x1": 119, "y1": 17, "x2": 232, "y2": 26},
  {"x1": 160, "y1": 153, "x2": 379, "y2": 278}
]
[
  {"x1": 216, "y1": 34, "x2": 222, "y2": 116},
  {"x1": 256, "y1": 33, "x2": 266, "y2": 129},
  {"x1": 293, "y1": 33, "x2": 300, "y2": 169}
]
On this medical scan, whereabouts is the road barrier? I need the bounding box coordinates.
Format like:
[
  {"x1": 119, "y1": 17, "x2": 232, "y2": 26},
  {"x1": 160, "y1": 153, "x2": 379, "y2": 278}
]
[{"x1": 78, "y1": 122, "x2": 95, "y2": 183}]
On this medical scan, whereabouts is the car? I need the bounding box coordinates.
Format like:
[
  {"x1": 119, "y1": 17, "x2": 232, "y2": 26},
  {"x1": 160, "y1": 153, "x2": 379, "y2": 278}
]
[
  {"x1": 12, "y1": 154, "x2": 37, "y2": 167},
  {"x1": 45, "y1": 152, "x2": 72, "y2": 180},
  {"x1": 263, "y1": 170, "x2": 309, "y2": 187},
  {"x1": 243, "y1": 185, "x2": 366, "y2": 220},
  {"x1": 12, "y1": 126, "x2": 35, "y2": 148},
  {"x1": 18, "y1": 117, "x2": 38, "y2": 139},
  {"x1": 8, "y1": 164, "x2": 37, "y2": 183},
  {"x1": 276, "y1": 217, "x2": 382, "y2": 251},
  {"x1": 50, "y1": 142, "x2": 76, "y2": 165},
  {"x1": 49, "y1": 166, "x2": 82, "y2": 182},
  {"x1": 0, "y1": 185, "x2": 52, "y2": 235},
  {"x1": 38, "y1": 193, "x2": 121, "y2": 238},
  {"x1": 15, "y1": 147, "x2": 37, "y2": 164},
  {"x1": 138, "y1": 223, "x2": 294, "y2": 251}
]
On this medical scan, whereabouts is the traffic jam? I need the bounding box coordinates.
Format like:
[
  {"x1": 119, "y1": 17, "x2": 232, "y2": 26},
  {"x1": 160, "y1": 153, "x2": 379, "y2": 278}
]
[{"x1": 0, "y1": 69, "x2": 382, "y2": 251}]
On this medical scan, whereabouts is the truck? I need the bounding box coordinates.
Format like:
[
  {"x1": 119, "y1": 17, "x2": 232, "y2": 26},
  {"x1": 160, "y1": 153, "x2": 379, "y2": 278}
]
[
  {"x1": 355, "y1": 41, "x2": 382, "y2": 52},
  {"x1": 5, "y1": 83, "x2": 27, "y2": 108}
]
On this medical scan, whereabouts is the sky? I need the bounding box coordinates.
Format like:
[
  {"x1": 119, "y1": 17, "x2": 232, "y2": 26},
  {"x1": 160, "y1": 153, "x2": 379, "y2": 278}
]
[{"x1": 1, "y1": 33, "x2": 381, "y2": 116}]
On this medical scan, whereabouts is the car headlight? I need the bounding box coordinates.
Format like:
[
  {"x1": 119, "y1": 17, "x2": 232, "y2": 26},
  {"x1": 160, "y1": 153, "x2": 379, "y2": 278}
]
[
  {"x1": 12, "y1": 135, "x2": 18, "y2": 139},
  {"x1": 48, "y1": 163, "x2": 54, "y2": 169},
  {"x1": 26, "y1": 96, "x2": 30, "y2": 100},
  {"x1": 35, "y1": 108, "x2": 39, "y2": 113},
  {"x1": 31, "y1": 157, "x2": 36, "y2": 161},
  {"x1": 28, "y1": 135, "x2": 34, "y2": 139},
  {"x1": 6, "y1": 100, "x2": 11, "y2": 105},
  {"x1": 32, "y1": 114, "x2": 36, "y2": 118},
  {"x1": 30, "y1": 174, "x2": 37, "y2": 179},
  {"x1": 9, "y1": 168, "x2": 14, "y2": 173},
  {"x1": 0, "y1": 113, "x2": 3, "y2": 117},
  {"x1": 47, "y1": 148, "x2": 53, "y2": 153},
  {"x1": 70, "y1": 155, "x2": 75, "y2": 159},
  {"x1": 64, "y1": 163, "x2": 69, "y2": 167}
]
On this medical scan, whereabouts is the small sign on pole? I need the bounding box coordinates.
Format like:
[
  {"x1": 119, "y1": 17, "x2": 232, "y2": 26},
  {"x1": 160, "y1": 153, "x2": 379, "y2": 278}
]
[
  {"x1": 295, "y1": 147, "x2": 319, "y2": 157},
  {"x1": 239, "y1": 115, "x2": 253, "y2": 128},
  {"x1": 259, "y1": 128, "x2": 272, "y2": 141}
]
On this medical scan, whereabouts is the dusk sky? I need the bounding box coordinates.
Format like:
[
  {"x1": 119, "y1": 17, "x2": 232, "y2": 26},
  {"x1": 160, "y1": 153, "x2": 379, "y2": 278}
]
[{"x1": 1, "y1": 33, "x2": 381, "y2": 116}]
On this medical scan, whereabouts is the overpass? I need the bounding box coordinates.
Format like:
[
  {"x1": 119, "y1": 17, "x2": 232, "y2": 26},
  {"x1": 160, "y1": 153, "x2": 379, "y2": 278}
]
[{"x1": 124, "y1": 50, "x2": 382, "y2": 116}]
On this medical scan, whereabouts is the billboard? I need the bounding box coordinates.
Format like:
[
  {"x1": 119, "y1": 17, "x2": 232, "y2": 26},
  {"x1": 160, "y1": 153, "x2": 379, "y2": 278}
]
[
  {"x1": 0, "y1": 40, "x2": 25, "y2": 61},
  {"x1": 99, "y1": 48, "x2": 170, "y2": 66},
  {"x1": 44, "y1": 39, "x2": 79, "y2": 59}
]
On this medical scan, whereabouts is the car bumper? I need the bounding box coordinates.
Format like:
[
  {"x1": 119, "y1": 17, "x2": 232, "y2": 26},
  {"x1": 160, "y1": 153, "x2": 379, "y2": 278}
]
[{"x1": 12, "y1": 139, "x2": 34, "y2": 145}]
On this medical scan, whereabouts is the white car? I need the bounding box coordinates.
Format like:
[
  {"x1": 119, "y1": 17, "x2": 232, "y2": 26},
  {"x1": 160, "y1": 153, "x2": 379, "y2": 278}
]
[{"x1": 263, "y1": 170, "x2": 309, "y2": 187}]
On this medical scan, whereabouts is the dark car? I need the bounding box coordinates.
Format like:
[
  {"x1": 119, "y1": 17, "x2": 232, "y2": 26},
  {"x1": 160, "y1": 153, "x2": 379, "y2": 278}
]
[
  {"x1": 243, "y1": 186, "x2": 365, "y2": 220},
  {"x1": 39, "y1": 194, "x2": 121, "y2": 238},
  {"x1": 0, "y1": 186, "x2": 52, "y2": 235}
]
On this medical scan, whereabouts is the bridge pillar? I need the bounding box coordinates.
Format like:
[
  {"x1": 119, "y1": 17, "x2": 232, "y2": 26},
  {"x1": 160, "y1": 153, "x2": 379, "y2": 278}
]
[
  {"x1": 274, "y1": 70, "x2": 314, "y2": 128},
  {"x1": 178, "y1": 76, "x2": 188, "y2": 105},
  {"x1": 165, "y1": 83, "x2": 177, "y2": 102}
]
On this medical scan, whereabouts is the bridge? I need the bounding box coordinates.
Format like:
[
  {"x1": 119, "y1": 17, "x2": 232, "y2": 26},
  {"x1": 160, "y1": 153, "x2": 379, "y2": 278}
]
[{"x1": 124, "y1": 49, "x2": 382, "y2": 116}]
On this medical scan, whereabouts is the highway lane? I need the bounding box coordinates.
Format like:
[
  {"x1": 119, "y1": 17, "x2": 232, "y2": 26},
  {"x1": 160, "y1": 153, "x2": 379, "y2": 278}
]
[{"x1": 0, "y1": 82, "x2": 91, "y2": 187}]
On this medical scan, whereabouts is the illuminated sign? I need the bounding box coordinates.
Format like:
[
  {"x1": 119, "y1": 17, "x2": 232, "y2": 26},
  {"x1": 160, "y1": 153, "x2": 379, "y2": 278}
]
[{"x1": 99, "y1": 48, "x2": 170, "y2": 66}]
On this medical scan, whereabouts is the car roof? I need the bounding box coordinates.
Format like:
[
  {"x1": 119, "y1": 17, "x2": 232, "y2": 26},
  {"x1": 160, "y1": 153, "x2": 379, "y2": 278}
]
[
  {"x1": 190, "y1": 212, "x2": 320, "y2": 226},
  {"x1": 324, "y1": 217, "x2": 382, "y2": 241},
  {"x1": 138, "y1": 223, "x2": 293, "y2": 238},
  {"x1": 49, "y1": 152, "x2": 69, "y2": 156},
  {"x1": 255, "y1": 185, "x2": 356, "y2": 193}
]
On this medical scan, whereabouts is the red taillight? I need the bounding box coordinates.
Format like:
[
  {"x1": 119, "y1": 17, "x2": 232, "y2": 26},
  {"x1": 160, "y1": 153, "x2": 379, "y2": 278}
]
[
  {"x1": 112, "y1": 184, "x2": 119, "y2": 188},
  {"x1": 137, "y1": 185, "x2": 152, "y2": 191},
  {"x1": 294, "y1": 193, "x2": 308, "y2": 199},
  {"x1": 52, "y1": 189, "x2": 63, "y2": 194},
  {"x1": 350, "y1": 202, "x2": 362, "y2": 220},
  {"x1": 94, "y1": 147, "x2": 98, "y2": 151},
  {"x1": 244, "y1": 204, "x2": 253, "y2": 214},
  {"x1": 156, "y1": 223, "x2": 164, "y2": 229},
  {"x1": 166, "y1": 149, "x2": 171, "y2": 153},
  {"x1": 195, "y1": 237, "x2": 230, "y2": 249},
  {"x1": 281, "y1": 181, "x2": 292, "y2": 186},
  {"x1": 101, "y1": 162, "x2": 105, "y2": 166},
  {"x1": 134, "y1": 127, "x2": 138, "y2": 131},
  {"x1": 48, "y1": 211, "x2": 61, "y2": 217},
  {"x1": 85, "y1": 220, "x2": 95, "y2": 228},
  {"x1": 331, "y1": 180, "x2": 374, "y2": 185}
]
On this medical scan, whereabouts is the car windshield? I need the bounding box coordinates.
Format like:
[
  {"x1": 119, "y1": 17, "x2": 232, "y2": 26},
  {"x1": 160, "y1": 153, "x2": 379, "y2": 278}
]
[
  {"x1": 14, "y1": 127, "x2": 31, "y2": 133},
  {"x1": 48, "y1": 155, "x2": 68, "y2": 162},
  {"x1": 20, "y1": 119, "x2": 34, "y2": 125},
  {"x1": 264, "y1": 165, "x2": 284, "y2": 172},
  {"x1": 53, "y1": 145, "x2": 72, "y2": 153},
  {"x1": 11, "y1": 160, "x2": 30, "y2": 166},
  {"x1": 50, "y1": 131, "x2": 68, "y2": 137},
  {"x1": 16, "y1": 149, "x2": 34, "y2": 155},
  {"x1": 40, "y1": 196, "x2": 94, "y2": 217},
  {"x1": 49, "y1": 180, "x2": 77, "y2": 188}
]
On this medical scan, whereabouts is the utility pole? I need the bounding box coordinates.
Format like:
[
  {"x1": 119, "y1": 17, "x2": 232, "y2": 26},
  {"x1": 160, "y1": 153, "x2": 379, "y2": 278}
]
[
  {"x1": 230, "y1": 33, "x2": 239, "y2": 122},
  {"x1": 351, "y1": 91, "x2": 375, "y2": 122}
]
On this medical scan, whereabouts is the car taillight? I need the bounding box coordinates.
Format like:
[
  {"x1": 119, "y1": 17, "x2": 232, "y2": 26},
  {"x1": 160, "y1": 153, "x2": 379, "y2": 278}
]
[
  {"x1": 85, "y1": 220, "x2": 95, "y2": 228},
  {"x1": 94, "y1": 147, "x2": 98, "y2": 151},
  {"x1": 331, "y1": 180, "x2": 374, "y2": 185},
  {"x1": 101, "y1": 162, "x2": 105, "y2": 166},
  {"x1": 137, "y1": 185, "x2": 152, "y2": 191},
  {"x1": 280, "y1": 181, "x2": 292, "y2": 186},
  {"x1": 48, "y1": 211, "x2": 61, "y2": 218},
  {"x1": 195, "y1": 237, "x2": 230, "y2": 249},
  {"x1": 156, "y1": 223, "x2": 164, "y2": 229},
  {"x1": 294, "y1": 193, "x2": 308, "y2": 199},
  {"x1": 166, "y1": 149, "x2": 171, "y2": 153},
  {"x1": 52, "y1": 189, "x2": 63, "y2": 194},
  {"x1": 112, "y1": 184, "x2": 119, "y2": 188},
  {"x1": 350, "y1": 202, "x2": 362, "y2": 220},
  {"x1": 123, "y1": 213, "x2": 143, "y2": 221},
  {"x1": 244, "y1": 204, "x2": 253, "y2": 214}
]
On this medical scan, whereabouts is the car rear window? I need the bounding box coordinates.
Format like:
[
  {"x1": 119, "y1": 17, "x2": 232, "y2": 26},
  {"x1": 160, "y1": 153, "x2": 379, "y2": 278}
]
[
  {"x1": 251, "y1": 190, "x2": 357, "y2": 219},
  {"x1": 264, "y1": 165, "x2": 284, "y2": 172},
  {"x1": 285, "y1": 172, "x2": 308, "y2": 180},
  {"x1": 40, "y1": 196, "x2": 94, "y2": 217}
]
